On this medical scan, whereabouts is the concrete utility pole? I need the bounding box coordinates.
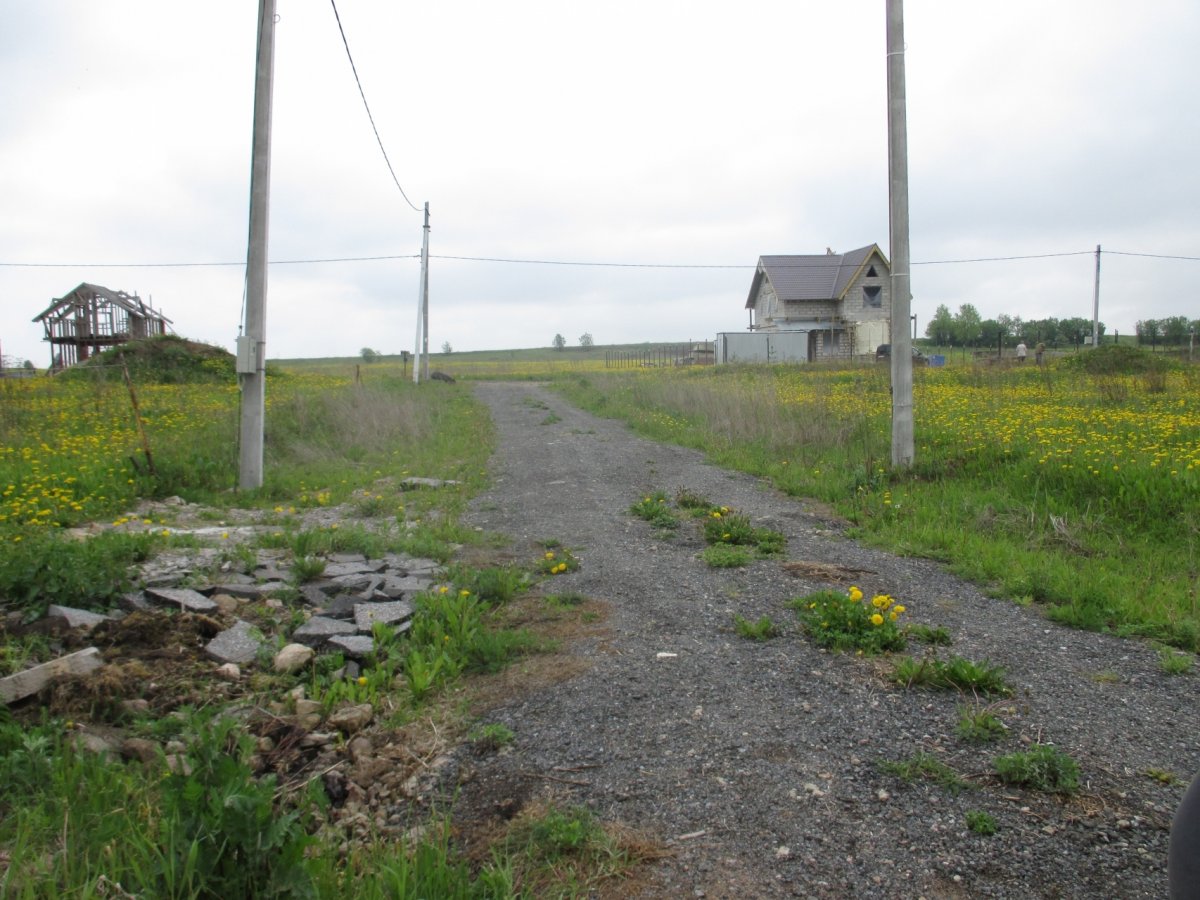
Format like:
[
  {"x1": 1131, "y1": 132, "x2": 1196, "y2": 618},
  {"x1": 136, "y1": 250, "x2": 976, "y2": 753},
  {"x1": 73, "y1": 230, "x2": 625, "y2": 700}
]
[
  {"x1": 421, "y1": 202, "x2": 430, "y2": 380},
  {"x1": 1092, "y1": 244, "x2": 1101, "y2": 348},
  {"x1": 238, "y1": 0, "x2": 276, "y2": 490},
  {"x1": 886, "y1": 0, "x2": 914, "y2": 468},
  {"x1": 412, "y1": 202, "x2": 430, "y2": 383}
]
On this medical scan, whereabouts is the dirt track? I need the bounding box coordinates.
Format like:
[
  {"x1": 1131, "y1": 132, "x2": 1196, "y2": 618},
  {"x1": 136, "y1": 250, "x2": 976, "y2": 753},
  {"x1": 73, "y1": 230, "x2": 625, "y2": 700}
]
[{"x1": 453, "y1": 381, "x2": 1192, "y2": 898}]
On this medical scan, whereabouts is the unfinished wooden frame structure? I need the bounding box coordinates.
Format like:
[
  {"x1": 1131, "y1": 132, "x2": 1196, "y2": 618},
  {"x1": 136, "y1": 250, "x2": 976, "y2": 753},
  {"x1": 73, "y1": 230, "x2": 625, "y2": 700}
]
[{"x1": 32, "y1": 283, "x2": 172, "y2": 370}]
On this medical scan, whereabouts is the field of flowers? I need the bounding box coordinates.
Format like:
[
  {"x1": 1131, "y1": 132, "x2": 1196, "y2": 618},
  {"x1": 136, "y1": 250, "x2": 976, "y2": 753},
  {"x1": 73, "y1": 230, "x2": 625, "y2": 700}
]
[{"x1": 554, "y1": 356, "x2": 1200, "y2": 648}]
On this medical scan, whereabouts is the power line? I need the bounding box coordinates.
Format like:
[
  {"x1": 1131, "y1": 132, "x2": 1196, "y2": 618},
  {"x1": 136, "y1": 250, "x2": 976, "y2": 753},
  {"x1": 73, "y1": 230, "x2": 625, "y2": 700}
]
[
  {"x1": 3, "y1": 247, "x2": 1198, "y2": 271},
  {"x1": 429, "y1": 254, "x2": 751, "y2": 269},
  {"x1": 0, "y1": 254, "x2": 420, "y2": 269},
  {"x1": 328, "y1": 0, "x2": 421, "y2": 214},
  {"x1": 1105, "y1": 249, "x2": 1200, "y2": 262}
]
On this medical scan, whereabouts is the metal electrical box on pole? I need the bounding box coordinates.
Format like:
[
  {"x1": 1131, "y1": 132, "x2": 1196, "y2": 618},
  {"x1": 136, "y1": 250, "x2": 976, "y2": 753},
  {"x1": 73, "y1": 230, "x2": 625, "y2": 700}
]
[
  {"x1": 238, "y1": 0, "x2": 276, "y2": 490},
  {"x1": 886, "y1": 0, "x2": 914, "y2": 469}
]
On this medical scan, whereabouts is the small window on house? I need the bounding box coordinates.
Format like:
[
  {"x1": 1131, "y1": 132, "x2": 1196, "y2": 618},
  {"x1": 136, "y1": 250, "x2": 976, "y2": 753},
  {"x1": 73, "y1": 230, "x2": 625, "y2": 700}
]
[
  {"x1": 864, "y1": 285, "x2": 882, "y2": 307},
  {"x1": 866, "y1": 265, "x2": 878, "y2": 277}
]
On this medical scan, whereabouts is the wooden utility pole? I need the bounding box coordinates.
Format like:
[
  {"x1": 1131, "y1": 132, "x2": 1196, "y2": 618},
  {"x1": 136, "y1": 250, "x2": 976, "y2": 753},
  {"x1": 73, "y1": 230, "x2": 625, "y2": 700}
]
[
  {"x1": 238, "y1": 0, "x2": 276, "y2": 489},
  {"x1": 886, "y1": 0, "x2": 914, "y2": 468}
]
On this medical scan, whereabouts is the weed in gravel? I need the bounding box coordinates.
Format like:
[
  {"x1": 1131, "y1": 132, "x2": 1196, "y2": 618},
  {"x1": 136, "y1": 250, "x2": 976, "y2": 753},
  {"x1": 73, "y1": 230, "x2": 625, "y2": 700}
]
[
  {"x1": 629, "y1": 492, "x2": 679, "y2": 530},
  {"x1": 966, "y1": 810, "x2": 998, "y2": 835},
  {"x1": 504, "y1": 803, "x2": 645, "y2": 893},
  {"x1": 1091, "y1": 670, "x2": 1122, "y2": 684},
  {"x1": 350, "y1": 488, "x2": 391, "y2": 517},
  {"x1": 955, "y1": 704, "x2": 1008, "y2": 742},
  {"x1": 1157, "y1": 646, "x2": 1193, "y2": 675},
  {"x1": 674, "y1": 487, "x2": 712, "y2": 511},
  {"x1": 702, "y1": 509, "x2": 755, "y2": 545},
  {"x1": 907, "y1": 623, "x2": 952, "y2": 646},
  {"x1": 879, "y1": 752, "x2": 968, "y2": 794},
  {"x1": 733, "y1": 614, "x2": 779, "y2": 641},
  {"x1": 1144, "y1": 767, "x2": 1179, "y2": 785},
  {"x1": 447, "y1": 563, "x2": 530, "y2": 605},
  {"x1": 994, "y1": 745, "x2": 1080, "y2": 794},
  {"x1": 538, "y1": 547, "x2": 580, "y2": 576},
  {"x1": 892, "y1": 654, "x2": 1011, "y2": 696},
  {"x1": 544, "y1": 591, "x2": 587, "y2": 609},
  {"x1": 791, "y1": 586, "x2": 908, "y2": 655},
  {"x1": 469, "y1": 722, "x2": 515, "y2": 752},
  {"x1": 701, "y1": 544, "x2": 753, "y2": 568}
]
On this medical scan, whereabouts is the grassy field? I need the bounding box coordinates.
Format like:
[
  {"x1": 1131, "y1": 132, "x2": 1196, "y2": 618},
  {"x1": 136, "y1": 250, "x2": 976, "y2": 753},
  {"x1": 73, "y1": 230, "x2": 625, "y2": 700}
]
[
  {"x1": 1, "y1": 340, "x2": 1197, "y2": 895},
  {"x1": 550, "y1": 348, "x2": 1200, "y2": 650}
]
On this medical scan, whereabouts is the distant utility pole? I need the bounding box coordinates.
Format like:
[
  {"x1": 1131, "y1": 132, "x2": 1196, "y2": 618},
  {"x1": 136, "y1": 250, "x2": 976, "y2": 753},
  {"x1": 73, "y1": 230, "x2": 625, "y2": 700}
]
[
  {"x1": 886, "y1": 0, "x2": 914, "y2": 468},
  {"x1": 413, "y1": 202, "x2": 430, "y2": 383},
  {"x1": 421, "y1": 203, "x2": 430, "y2": 380},
  {"x1": 1092, "y1": 244, "x2": 1101, "y2": 348},
  {"x1": 238, "y1": 0, "x2": 276, "y2": 490}
]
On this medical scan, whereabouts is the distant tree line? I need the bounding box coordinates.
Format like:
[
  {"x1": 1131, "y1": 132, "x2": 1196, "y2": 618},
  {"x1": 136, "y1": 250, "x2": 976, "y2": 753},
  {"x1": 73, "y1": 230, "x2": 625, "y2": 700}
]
[
  {"x1": 1135, "y1": 316, "x2": 1199, "y2": 349},
  {"x1": 924, "y1": 304, "x2": 1107, "y2": 349}
]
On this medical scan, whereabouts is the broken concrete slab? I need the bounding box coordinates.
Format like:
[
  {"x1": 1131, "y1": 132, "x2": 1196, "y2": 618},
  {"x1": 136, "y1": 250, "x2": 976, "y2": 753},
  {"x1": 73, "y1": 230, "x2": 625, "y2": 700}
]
[
  {"x1": 324, "y1": 560, "x2": 387, "y2": 579},
  {"x1": 400, "y1": 477, "x2": 461, "y2": 490},
  {"x1": 46, "y1": 605, "x2": 111, "y2": 631},
  {"x1": 326, "y1": 634, "x2": 375, "y2": 660},
  {"x1": 291, "y1": 616, "x2": 358, "y2": 647},
  {"x1": 212, "y1": 581, "x2": 289, "y2": 600},
  {"x1": 205, "y1": 619, "x2": 264, "y2": 665},
  {"x1": 1, "y1": 647, "x2": 105, "y2": 704},
  {"x1": 355, "y1": 601, "x2": 415, "y2": 633},
  {"x1": 144, "y1": 587, "x2": 218, "y2": 613},
  {"x1": 379, "y1": 575, "x2": 435, "y2": 598}
]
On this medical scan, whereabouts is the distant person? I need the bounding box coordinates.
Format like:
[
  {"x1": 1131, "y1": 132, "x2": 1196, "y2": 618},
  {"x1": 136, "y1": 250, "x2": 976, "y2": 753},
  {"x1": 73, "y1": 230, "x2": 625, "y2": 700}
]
[
  {"x1": 1016, "y1": 341, "x2": 1027, "y2": 364},
  {"x1": 1035, "y1": 341, "x2": 1045, "y2": 365}
]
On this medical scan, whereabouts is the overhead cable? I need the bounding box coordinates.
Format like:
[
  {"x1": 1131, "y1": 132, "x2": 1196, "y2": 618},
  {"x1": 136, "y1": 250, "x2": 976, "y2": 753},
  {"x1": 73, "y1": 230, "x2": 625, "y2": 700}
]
[
  {"x1": 3, "y1": 248, "x2": 1197, "y2": 271},
  {"x1": 328, "y1": 0, "x2": 422, "y2": 213}
]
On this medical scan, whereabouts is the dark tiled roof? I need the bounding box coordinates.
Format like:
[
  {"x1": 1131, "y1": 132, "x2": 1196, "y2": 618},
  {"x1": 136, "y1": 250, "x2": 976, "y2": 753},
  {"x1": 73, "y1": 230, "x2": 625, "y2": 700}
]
[{"x1": 745, "y1": 245, "x2": 886, "y2": 308}]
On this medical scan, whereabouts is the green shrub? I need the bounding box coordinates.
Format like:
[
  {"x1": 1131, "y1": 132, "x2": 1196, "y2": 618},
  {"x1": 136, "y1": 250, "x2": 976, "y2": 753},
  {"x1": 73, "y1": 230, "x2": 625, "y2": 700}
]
[{"x1": 0, "y1": 530, "x2": 154, "y2": 614}]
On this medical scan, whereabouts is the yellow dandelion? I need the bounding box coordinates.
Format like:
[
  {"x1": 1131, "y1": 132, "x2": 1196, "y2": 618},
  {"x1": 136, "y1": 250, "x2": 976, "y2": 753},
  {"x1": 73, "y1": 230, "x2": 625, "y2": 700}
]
[
  {"x1": 356, "y1": 676, "x2": 368, "y2": 686},
  {"x1": 848, "y1": 586, "x2": 863, "y2": 602},
  {"x1": 870, "y1": 613, "x2": 884, "y2": 626}
]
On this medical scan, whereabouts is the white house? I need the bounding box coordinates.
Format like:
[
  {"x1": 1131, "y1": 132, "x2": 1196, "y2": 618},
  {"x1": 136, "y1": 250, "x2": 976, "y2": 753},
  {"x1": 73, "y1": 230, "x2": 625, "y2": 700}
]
[{"x1": 739, "y1": 244, "x2": 892, "y2": 362}]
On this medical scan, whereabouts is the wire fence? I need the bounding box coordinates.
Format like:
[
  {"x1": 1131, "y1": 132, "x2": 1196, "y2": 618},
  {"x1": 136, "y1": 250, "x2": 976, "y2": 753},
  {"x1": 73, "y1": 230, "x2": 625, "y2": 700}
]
[{"x1": 604, "y1": 342, "x2": 715, "y2": 369}]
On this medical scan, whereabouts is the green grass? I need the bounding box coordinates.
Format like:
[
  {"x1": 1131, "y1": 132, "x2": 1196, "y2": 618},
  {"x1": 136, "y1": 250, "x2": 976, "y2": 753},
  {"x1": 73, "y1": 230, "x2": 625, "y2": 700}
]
[
  {"x1": 879, "y1": 752, "x2": 969, "y2": 795},
  {"x1": 907, "y1": 623, "x2": 953, "y2": 646},
  {"x1": 955, "y1": 704, "x2": 1008, "y2": 742},
  {"x1": 892, "y1": 655, "x2": 1011, "y2": 695},
  {"x1": 733, "y1": 613, "x2": 779, "y2": 641},
  {"x1": 552, "y1": 362, "x2": 1200, "y2": 650},
  {"x1": 701, "y1": 543, "x2": 753, "y2": 568},
  {"x1": 965, "y1": 810, "x2": 998, "y2": 835},
  {"x1": 994, "y1": 745, "x2": 1080, "y2": 794}
]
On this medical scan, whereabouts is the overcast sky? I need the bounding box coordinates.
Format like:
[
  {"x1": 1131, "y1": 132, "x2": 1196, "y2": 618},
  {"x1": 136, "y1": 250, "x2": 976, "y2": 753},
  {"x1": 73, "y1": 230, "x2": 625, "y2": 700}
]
[{"x1": 2, "y1": 1, "x2": 1197, "y2": 364}]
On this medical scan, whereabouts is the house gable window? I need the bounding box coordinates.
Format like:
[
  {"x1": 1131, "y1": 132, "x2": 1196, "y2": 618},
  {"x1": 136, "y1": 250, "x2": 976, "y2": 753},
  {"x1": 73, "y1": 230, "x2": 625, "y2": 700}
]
[
  {"x1": 864, "y1": 285, "x2": 882, "y2": 307},
  {"x1": 867, "y1": 265, "x2": 878, "y2": 278}
]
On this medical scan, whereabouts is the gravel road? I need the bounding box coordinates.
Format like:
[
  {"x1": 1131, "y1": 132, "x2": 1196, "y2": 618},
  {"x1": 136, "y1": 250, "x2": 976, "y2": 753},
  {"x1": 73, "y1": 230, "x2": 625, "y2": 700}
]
[{"x1": 455, "y1": 380, "x2": 1195, "y2": 898}]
